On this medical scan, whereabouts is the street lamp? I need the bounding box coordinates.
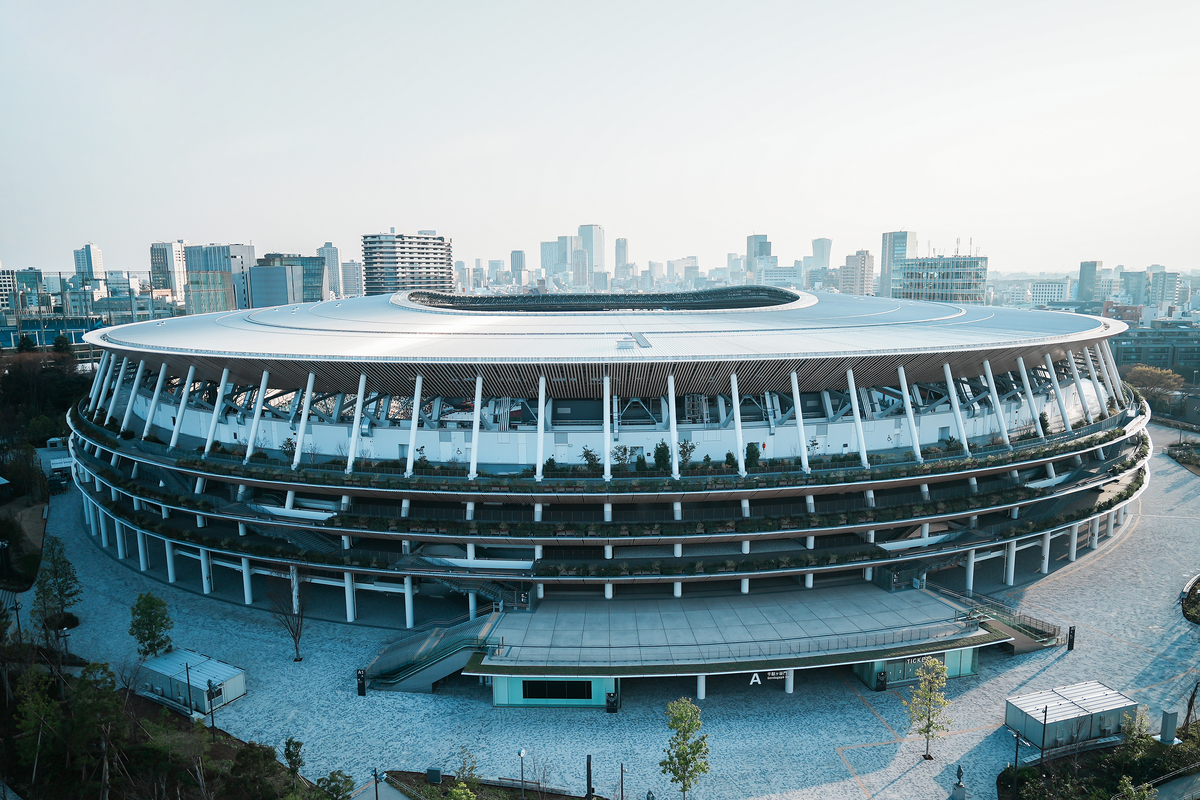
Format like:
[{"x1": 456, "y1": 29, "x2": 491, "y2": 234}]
[
  {"x1": 518, "y1": 749, "x2": 526, "y2": 800},
  {"x1": 1009, "y1": 729, "x2": 1031, "y2": 800}
]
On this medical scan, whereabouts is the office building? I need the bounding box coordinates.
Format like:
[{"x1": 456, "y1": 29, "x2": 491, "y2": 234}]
[
  {"x1": 362, "y1": 230, "x2": 453, "y2": 294},
  {"x1": 341, "y1": 261, "x2": 364, "y2": 297},
  {"x1": 571, "y1": 248, "x2": 589, "y2": 288},
  {"x1": 249, "y1": 262, "x2": 305, "y2": 307},
  {"x1": 746, "y1": 235, "x2": 771, "y2": 282},
  {"x1": 811, "y1": 238, "x2": 832, "y2": 271},
  {"x1": 840, "y1": 250, "x2": 875, "y2": 296},
  {"x1": 556, "y1": 236, "x2": 582, "y2": 277},
  {"x1": 1031, "y1": 279, "x2": 1073, "y2": 306},
  {"x1": 184, "y1": 243, "x2": 256, "y2": 309},
  {"x1": 1120, "y1": 272, "x2": 1150, "y2": 306},
  {"x1": 615, "y1": 238, "x2": 628, "y2": 268},
  {"x1": 880, "y1": 232, "x2": 916, "y2": 298},
  {"x1": 73, "y1": 287, "x2": 1145, "y2": 706},
  {"x1": 184, "y1": 271, "x2": 237, "y2": 315},
  {"x1": 540, "y1": 242, "x2": 558, "y2": 276},
  {"x1": 891, "y1": 255, "x2": 988, "y2": 304},
  {"x1": 1078, "y1": 261, "x2": 1101, "y2": 303},
  {"x1": 510, "y1": 251, "x2": 526, "y2": 285},
  {"x1": 668, "y1": 257, "x2": 698, "y2": 283},
  {"x1": 255, "y1": 253, "x2": 328, "y2": 304},
  {"x1": 150, "y1": 241, "x2": 189, "y2": 299},
  {"x1": 579, "y1": 225, "x2": 605, "y2": 284},
  {"x1": 318, "y1": 242, "x2": 341, "y2": 296},
  {"x1": 1149, "y1": 271, "x2": 1181, "y2": 307},
  {"x1": 74, "y1": 243, "x2": 103, "y2": 284}
]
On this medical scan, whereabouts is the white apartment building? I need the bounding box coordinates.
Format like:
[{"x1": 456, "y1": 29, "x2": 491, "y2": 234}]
[{"x1": 362, "y1": 230, "x2": 453, "y2": 294}]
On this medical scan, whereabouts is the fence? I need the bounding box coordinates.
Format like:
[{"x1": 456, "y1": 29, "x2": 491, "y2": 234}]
[{"x1": 926, "y1": 582, "x2": 1061, "y2": 640}]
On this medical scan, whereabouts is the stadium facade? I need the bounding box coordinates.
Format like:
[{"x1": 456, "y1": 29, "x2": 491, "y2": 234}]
[{"x1": 69, "y1": 287, "x2": 1150, "y2": 707}]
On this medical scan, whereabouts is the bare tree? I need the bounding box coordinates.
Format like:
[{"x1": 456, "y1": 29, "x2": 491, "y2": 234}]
[{"x1": 268, "y1": 585, "x2": 306, "y2": 661}]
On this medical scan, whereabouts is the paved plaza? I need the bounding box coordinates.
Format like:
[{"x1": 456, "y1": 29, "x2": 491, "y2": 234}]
[{"x1": 40, "y1": 424, "x2": 1198, "y2": 800}]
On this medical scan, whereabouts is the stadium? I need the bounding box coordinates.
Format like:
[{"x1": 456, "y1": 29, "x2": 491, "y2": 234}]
[{"x1": 67, "y1": 287, "x2": 1150, "y2": 708}]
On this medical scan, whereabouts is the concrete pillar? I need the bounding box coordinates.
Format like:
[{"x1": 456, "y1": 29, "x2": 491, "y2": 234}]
[
  {"x1": 674, "y1": 582, "x2": 682, "y2": 597},
  {"x1": 238, "y1": 522, "x2": 247, "y2": 537},
  {"x1": 203, "y1": 367, "x2": 231, "y2": 455},
  {"x1": 404, "y1": 373, "x2": 423, "y2": 476},
  {"x1": 344, "y1": 572, "x2": 356, "y2": 622},
  {"x1": 535, "y1": 375, "x2": 547, "y2": 481},
  {"x1": 468, "y1": 591, "x2": 478, "y2": 619},
  {"x1": 1069, "y1": 523, "x2": 1079, "y2": 561},
  {"x1": 1117, "y1": 506, "x2": 1126, "y2": 525},
  {"x1": 87, "y1": 350, "x2": 110, "y2": 412},
  {"x1": 242, "y1": 557, "x2": 253, "y2": 604},
  {"x1": 290, "y1": 564, "x2": 300, "y2": 614},
  {"x1": 1044, "y1": 354, "x2": 1073, "y2": 432},
  {"x1": 673, "y1": 501, "x2": 682, "y2": 521},
  {"x1": 696, "y1": 674, "x2": 706, "y2": 700},
  {"x1": 92, "y1": 350, "x2": 116, "y2": 414},
  {"x1": 740, "y1": 578, "x2": 749, "y2": 594},
  {"x1": 98, "y1": 511, "x2": 109, "y2": 547},
  {"x1": 242, "y1": 369, "x2": 271, "y2": 463},
  {"x1": 1040, "y1": 531, "x2": 1051, "y2": 574},
  {"x1": 865, "y1": 489, "x2": 876, "y2": 508},
  {"x1": 1016, "y1": 356, "x2": 1046, "y2": 438},
  {"x1": 1004, "y1": 540, "x2": 1017, "y2": 586},
  {"x1": 292, "y1": 371, "x2": 317, "y2": 470},
  {"x1": 1090, "y1": 517, "x2": 1100, "y2": 548},
  {"x1": 806, "y1": 536, "x2": 815, "y2": 549},
  {"x1": 845, "y1": 369, "x2": 870, "y2": 469},
  {"x1": 1094, "y1": 343, "x2": 1120, "y2": 406},
  {"x1": 196, "y1": 514, "x2": 206, "y2": 528},
  {"x1": 121, "y1": 360, "x2": 149, "y2": 431},
  {"x1": 920, "y1": 483, "x2": 930, "y2": 500},
  {"x1": 536, "y1": 583, "x2": 544, "y2": 599},
  {"x1": 965, "y1": 549, "x2": 975, "y2": 596},
  {"x1": 730, "y1": 372, "x2": 747, "y2": 476},
  {"x1": 805, "y1": 495, "x2": 815, "y2": 513},
  {"x1": 805, "y1": 573, "x2": 814, "y2": 588},
  {"x1": 785, "y1": 669, "x2": 795, "y2": 694},
  {"x1": 404, "y1": 576, "x2": 414, "y2": 629},
  {"x1": 897, "y1": 365, "x2": 922, "y2": 462},
  {"x1": 165, "y1": 540, "x2": 176, "y2": 583},
  {"x1": 741, "y1": 540, "x2": 750, "y2": 554},
  {"x1": 1083, "y1": 348, "x2": 1108, "y2": 415},
  {"x1": 673, "y1": 543, "x2": 682, "y2": 558},
  {"x1": 161, "y1": 504, "x2": 169, "y2": 520},
  {"x1": 1065, "y1": 350, "x2": 1093, "y2": 425},
  {"x1": 667, "y1": 374, "x2": 681, "y2": 479},
  {"x1": 605, "y1": 503, "x2": 614, "y2": 522},
  {"x1": 865, "y1": 530, "x2": 875, "y2": 581},
  {"x1": 141, "y1": 362, "x2": 169, "y2": 439},
  {"x1": 942, "y1": 363, "x2": 972, "y2": 455},
  {"x1": 169, "y1": 364, "x2": 197, "y2": 449},
  {"x1": 200, "y1": 548, "x2": 212, "y2": 594},
  {"x1": 604, "y1": 545, "x2": 613, "y2": 560},
  {"x1": 465, "y1": 501, "x2": 475, "y2": 521},
  {"x1": 115, "y1": 522, "x2": 127, "y2": 560},
  {"x1": 790, "y1": 371, "x2": 811, "y2": 473},
  {"x1": 467, "y1": 374, "x2": 483, "y2": 480},
  {"x1": 104, "y1": 356, "x2": 129, "y2": 426},
  {"x1": 466, "y1": 543, "x2": 476, "y2": 561},
  {"x1": 344, "y1": 372, "x2": 368, "y2": 474},
  {"x1": 603, "y1": 374, "x2": 612, "y2": 481},
  {"x1": 342, "y1": 535, "x2": 352, "y2": 550},
  {"x1": 741, "y1": 498, "x2": 750, "y2": 518},
  {"x1": 968, "y1": 476, "x2": 978, "y2": 494},
  {"x1": 604, "y1": 584, "x2": 613, "y2": 600},
  {"x1": 1106, "y1": 511, "x2": 1115, "y2": 539},
  {"x1": 534, "y1": 544, "x2": 543, "y2": 560},
  {"x1": 133, "y1": 529, "x2": 147, "y2": 570},
  {"x1": 1010, "y1": 506, "x2": 1019, "y2": 519},
  {"x1": 921, "y1": 523, "x2": 930, "y2": 538},
  {"x1": 983, "y1": 360, "x2": 1012, "y2": 448},
  {"x1": 534, "y1": 503, "x2": 543, "y2": 522},
  {"x1": 400, "y1": 498, "x2": 410, "y2": 518}
]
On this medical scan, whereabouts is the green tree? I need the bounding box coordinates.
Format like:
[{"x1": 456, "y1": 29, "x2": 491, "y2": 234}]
[
  {"x1": 677, "y1": 440, "x2": 696, "y2": 470},
  {"x1": 1116, "y1": 775, "x2": 1157, "y2": 800},
  {"x1": 227, "y1": 740, "x2": 283, "y2": 800},
  {"x1": 129, "y1": 592, "x2": 174, "y2": 658},
  {"x1": 724, "y1": 451, "x2": 737, "y2": 467},
  {"x1": 32, "y1": 534, "x2": 82, "y2": 644},
  {"x1": 447, "y1": 783, "x2": 475, "y2": 800},
  {"x1": 1117, "y1": 705, "x2": 1154, "y2": 765},
  {"x1": 745, "y1": 441, "x2": 760, "y2": 469},
  {"x1": 68, "y1": 663, "x2": 124, "y2": 784},
  {"x1": 653, "y1": 440, "x2": 672, "y2": 470},
  {"x1": 457, "y1": 745, "x2": 481, "y2": 792},
  {"x1": 15, "y1": 335, "x2": 36, "y2": 353},
  {"x1": 51, "y1": 334, "x2": 74, "y2": 357},
  {"x1": 580, "y1": 446, "x2": 602, "y2": 474},
  {"x1": 315, "y1": 770, "x2": 355, "y2": 800},
  {"x1": 902, "y1": 656, "x2": 952, "y2": 758},
  {"x1": 16, "y1": 667, "x2": 62, "y2": 780},
  {"x1": 283, "y1": 736, "x2": 305, "y2": 790},
  {"x1": 659, "y1": 697, "x2": 710, "y2": 800},
  {"x1": 1127, "y1": 364, "x2": 1183, "y2": 407}
]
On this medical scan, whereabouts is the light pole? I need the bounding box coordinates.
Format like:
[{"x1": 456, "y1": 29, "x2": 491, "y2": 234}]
[
  {"x1": 1010, "y1": 729, "x2": 1030, "y2": 800},
  {"x1": 518, "y1": 749, "x2": 526, "y2": 800},
  {"x1": 1040, "y1": 705, "x2": 1049, "y2": 770}
]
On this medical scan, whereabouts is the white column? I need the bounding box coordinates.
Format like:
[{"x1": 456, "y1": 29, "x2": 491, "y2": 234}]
[
  {"x1": 533, "y1": 503, "x2": 543, "y2": 521},
  {"x1": 603, "y1": 375, "x2": 612, "y2": 481},
  {"x1": 897, "y1": 365, "x2": 922, "y2": 462},
  {"x1": 696, "y1": 674, "x2": 706, "y2": 700},
  {"x1": 790, "y1": 371, "x2": 811, "y2": 473},
  {"x1": 168, "y1": 365, "x2": 196, "y2": 449},
  {"x1": 165, "y1": 540, "x2": 176, "y2": 583},
  {"x1": 468, "y1": 375, "x2": 483, "y2": 480},
  {"x1": 1004, "y1": 540, "x2": 1017, "y2": 586},
  {"x1": 535, "y1": 375, "x2": 547, "y2": 481},
  {"x1": 344, "y1": 572, "x2": 356, "y2": 622},
  {"x1": 942, "y1": 363, "x2": 971, "y2": 455},
  {"x1": 136, "y1": 530, "x2": 147, "y2": 571},
  {"x1": 1068, "y1": 523, "x2": 1079, "y2": 561},
  {"x1": 1066, "y1": 351, "x2": 1094, "y2": 424},
  {"x1": 604, "y1": 584, "x2": 613, "y2": 600},
  {"x1": 104, "y1": 356, "x2": 129, "y2": 425},
  {"x1": 87, "y1": 350, "x2": 110, "y2": 412},
  {"x1": 1083, "y1": 348, "x2": 1108, "y2": 416},
  {"x1": 845, "y1": 369, "x2": 870, "y2": 469},
  {"x1": 468, "y1": 591, "x2": 478, "y2": 619},
  {"x1": 1106, "y1": 510, "x2": 1115, "y2": 539},
  {"x1": 242, "y1": 370, "x2": 271, "y2": 463},
  {"x1": 115, "y1": 522, "x2": 127, "y2": 559},
  {"x1": 203, "y1": 368, "x2": 232, "y2": 455},
  {"x1": 674, "y1": 542, "x2": 683, "y2": 557},
  {"x1": 965, "y1": 549, "x2": 975, "y2": 596},
  {"x1": 241, "y1": 557, "x2": 253, "y2": 604},
  {"x1": 403, "y1": 576, "x2": 414, "y2": 629},
  {"x1": 730, "y1": 372, "x2": 747, "y2": 476},
  {"x1": 805, "y1": 573, "x2": 814, "y2": 588},
  {"x1": 673, "y1": 582, "x2": 682, "y2": 597},
  {"x1": 98, "y1": 510, "x2": 109, "y2": 547},
  {"x1": 1044, "y1": 354, "x2": 1073, "y2": 432},
  {"x1": 740, "y1": 578, "x2": 749, "y2": 594},
  {"x1": 983, "y1": 360, "x2": 1012, "y2": 448},
  {"x1": 1095, "y1": 343, "x2": 1120, "y2": 407},
  {"x1": 200, "y1": 548, "x2": 213, "y2": 594},
  {"x1": 120, "y1": 359, "x2": 148, "y2": 433},
  {"x1": 1016, "y1": 357, "x2": 1045, "y2": 438},
  {"x1": 666, "y1": 374, "x2": 680, "y2": 479},
  {"x1": 1089, "y1": 517, "x2": 1100, "y2": 548},
  {"x1": 785, "y1": 669, "x2": 795, "y2": 694},
  {"x1": 288, "y1": 372, "x2": 317, "y2": 470},
  {"x1": 1040, "y1": 531, "x2": 1051, "y2": 574},
  {"x1": 94, "y1": 351, "x2": 118, "y2": 414},
  {"x1": 403, "y1": 374, "x2": 423, "y2": 476},
  {"x1": 344, "y1": 372, "x2": 368, "y2": 474},
  {"x1": 141, "y1": 363, "x2": 169, "y2": 439}
]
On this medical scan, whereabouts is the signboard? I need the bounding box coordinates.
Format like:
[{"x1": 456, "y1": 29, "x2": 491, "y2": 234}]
[{"x1": 750, "y1": 671, "x2": 789, "y2": 685}]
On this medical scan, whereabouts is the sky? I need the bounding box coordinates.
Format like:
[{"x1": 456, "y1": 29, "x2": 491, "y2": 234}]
[{"x1": 1, "y1": 0, "x2": 1198, "y2": 278}]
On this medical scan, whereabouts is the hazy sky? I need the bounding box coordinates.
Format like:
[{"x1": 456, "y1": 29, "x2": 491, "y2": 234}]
[{"x1": 2, "y1": 1, "x2": 1197, "y2": 277}]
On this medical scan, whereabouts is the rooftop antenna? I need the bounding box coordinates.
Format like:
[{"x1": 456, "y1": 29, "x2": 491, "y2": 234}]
[{"x1": 955, "y1": 238, "x2": 960, "y2": 256}]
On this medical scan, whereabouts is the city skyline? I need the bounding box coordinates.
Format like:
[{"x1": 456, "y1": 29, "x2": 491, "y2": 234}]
[{"x1": 1, "y1": 2, "x2": 1196, "y2": 279}]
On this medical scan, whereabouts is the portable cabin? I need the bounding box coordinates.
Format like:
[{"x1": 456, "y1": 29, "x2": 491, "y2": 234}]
[
  {"x1": 1006, "y1": 681, "x2": 1137, "y2": 750},
  {"x1": 140, "y1": 648, "x2": 246, "y2": 714}
]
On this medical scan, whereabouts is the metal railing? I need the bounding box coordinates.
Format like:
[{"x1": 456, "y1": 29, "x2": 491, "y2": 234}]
[
  {"x1": 926, "y1": 582, "x2": 1061, "y2": 640},
  {"x1": 367, "y1": 612, "x2": 499, "y2": 683}
]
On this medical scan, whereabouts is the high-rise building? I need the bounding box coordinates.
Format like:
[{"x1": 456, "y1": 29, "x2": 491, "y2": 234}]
[
  {"x1": 615, "y1": 238, "x2": 628, "y2": 268},
  {"x1": 149, "y1": 240, "x2": 189, "y2": 300},
  {"x1": 571, "y1": 249, "x2": 590, "y2": 287},
  {"x1": 511, "y1": 250, "x2": 526, "y2": 285},
  {"x1": 540, "y1": 242, "x2": 557, "y2": 276},
  {"x1": 879, "y1": 232, "x2": 916, "y2": 298},
  {"x1": 74, "y1": 243, "x2": 103, "y2": 284},
  {"x1": 1120, "y1": 271, "x2": 1149, "y2": 306},
  {"x1": 487, "y1": 260, "x2": 505, "y2": 283},
  {"x1": 746, "y1": 235, "x2": 771, "y2": 282},
  {"x1": 249, "y1": 263, "x2": 305, "y2": 307},
  {"x1": 811, "y1": 238, "x2": 832, "y2": 271},
  {"x1": 184, "y1": 271, "x2": 237, "y2": 315},
  {"x1": 890, "y1": 255, "x2": 988, "y2": 304},
  {"x1": 840, "y1": 250, "x2": 875, "y2": 296},
  {"x1": 318, "y1": 242, "x2": 341, "y2": 296},
  {"x1": 256, "y1": 253, "x2": 329, "y2": 304},
  {"x1": 556, "y1": 236, "x2": 582, "y2": 276},
  {"x1": 184, "y1": 243, "x2": 256, "y2": 309},
  {"x1": 1149, "y1": 271, "x2": 1181, "y2": 306},
  {"x1": 1078, "y1": 261, "x2": 1101, "y2": 303},
  {"x1": 362, "y1": 230, "x2": 453, "y2": 294},
  {"x1": 579, "y1": 225, "x2": 605, "y2": 283},
  {"x1": 340, "y1": 261, "x2": 364, "y2": 297}
]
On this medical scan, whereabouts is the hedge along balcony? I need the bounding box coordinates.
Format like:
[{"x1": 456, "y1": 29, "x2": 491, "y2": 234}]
[
  {"x1": 79, "y1": 437, "x2": 1150, "y2": 551},
  {"x1": 84, "y1": 466, "x2": 1147, "y2": 586}
]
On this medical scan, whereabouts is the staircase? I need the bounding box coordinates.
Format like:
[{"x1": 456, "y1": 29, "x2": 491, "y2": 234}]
[
  {"x1": 925, "y1": 582, "x2": 1060, "y2": 646},
  {"x1": 366, "y1": 611, "x2": 503, "y2": 692}
]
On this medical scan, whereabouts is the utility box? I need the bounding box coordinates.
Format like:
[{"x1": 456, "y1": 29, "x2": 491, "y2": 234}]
[
  {"x1": 139, "y1": 649, "x2": 246, "y2": 714},
  {"x1": 1006, "y1": 681, "x2": 1136, "y2": 750}
]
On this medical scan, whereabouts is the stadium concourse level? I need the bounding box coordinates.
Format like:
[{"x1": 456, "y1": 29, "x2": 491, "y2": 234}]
[{"x1": 67, "y1": 289, "x2": 1149, "y2": 639}]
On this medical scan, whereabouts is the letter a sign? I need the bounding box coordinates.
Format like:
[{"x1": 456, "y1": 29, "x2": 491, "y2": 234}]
[{"x1": 749, "y1": 673, "x2": 761, "y2": 685}]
